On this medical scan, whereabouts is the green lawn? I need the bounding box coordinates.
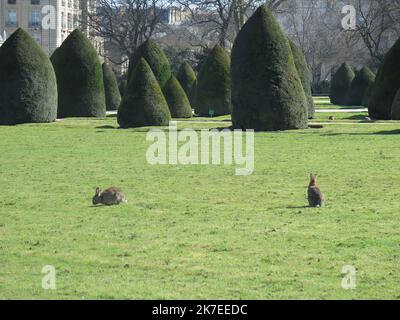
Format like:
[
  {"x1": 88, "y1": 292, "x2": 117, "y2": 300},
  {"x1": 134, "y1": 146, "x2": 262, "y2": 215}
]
[
  {"x1": 1, "y1": 98, "x2": 400, "y2": 300},
  {"x1": 314, "y1": 96, "x2": 366, "y2": 110}
]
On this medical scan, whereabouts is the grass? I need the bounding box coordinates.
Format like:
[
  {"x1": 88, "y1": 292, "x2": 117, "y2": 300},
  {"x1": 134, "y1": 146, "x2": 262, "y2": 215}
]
[
  {"x1": 314, "y1": 96, "x2": 366, "y2": 110},
  {"x1": 1, "y1": 97, "x2": 400, "y2": 300},
  {"x1": 312, "y1": 112, "x2": 368, "y2": 122}
]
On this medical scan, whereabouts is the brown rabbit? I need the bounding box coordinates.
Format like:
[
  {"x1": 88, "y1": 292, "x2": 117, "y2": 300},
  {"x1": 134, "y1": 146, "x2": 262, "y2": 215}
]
[
  {"x1": 307, "y1": 174, "x2": 325, "y2": 207},
  {"x1": 92, "y1": 187, "x2": 127, "y2": 206}
]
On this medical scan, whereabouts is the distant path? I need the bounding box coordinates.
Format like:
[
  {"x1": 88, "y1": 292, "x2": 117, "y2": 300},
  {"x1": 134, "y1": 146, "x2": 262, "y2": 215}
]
[
  {"x1": 106, "y1": 109, "x2": 368, "y2": 118},
  {"x1": 310, "y1": 122, "x2": 389, "y2": 125},
  {"x1": 62, "y1": 111, "x2": 397, "y2": 126},
  {"x1": 316, "y1": 108, "x2": 367, "y2": 113},
  {"x1": 175, "y1": 121, "x2": 390, "y2": 125}
]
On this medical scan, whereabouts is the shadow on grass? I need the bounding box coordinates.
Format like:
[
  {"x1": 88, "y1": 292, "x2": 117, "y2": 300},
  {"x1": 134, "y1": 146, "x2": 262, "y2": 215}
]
[
  {"x1": 188, "y1": 119, "x2": 232, "y2": 122},
  {"x1": 374, "y1": 129, "x2": 400, "y2": 135},
  {"x1": 97, "y1": 125, "x2": 117, "y2": 130},
  {"x1": 344, "y1": 115, "x2": 369, "y2": 120},
  {"x1": 96, "y1": 125, "x2": 158, "y2": 133},
  {"x1": 286, "y1": 205, "x2": 310, "y2": 209},
  {"x1": 88, "y1": 204, "x2": 122, "y2": 208},
  {"x1": 339, "y1": 106, "x2": 366, "y2": 109},
  {"x1": 319, "y1": 129, "x2": 400, "y2": 136}
]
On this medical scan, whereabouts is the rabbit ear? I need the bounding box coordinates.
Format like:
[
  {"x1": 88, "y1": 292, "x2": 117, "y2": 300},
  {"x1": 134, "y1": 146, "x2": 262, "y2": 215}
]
[{"x1": 95, "y1": 187, "x2": 100, "y2": 194}]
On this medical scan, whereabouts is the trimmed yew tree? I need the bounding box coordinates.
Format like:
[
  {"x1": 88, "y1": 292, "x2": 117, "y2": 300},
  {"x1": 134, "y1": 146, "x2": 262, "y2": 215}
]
[
  {"x1": 231, "y1": 5, "x2": 308, "y2": 131},
  {"x1": 163, "y1": 75, "x2": 192, "y2": 118},
  {"x1": 119, "y1": 79, "x2": 127, "y2": 97},
  {"x1": 346, "y1": 67, "x2": 375, "y2": 106},
  {"x1": 391, "y1": 88, "x2": 400, "y2": 120},
  {"x1": 0, "y1": 28, "x2": 57, "y2": 125},
  {"x1": 289, "y1": 39, "x2": 315, "y2": 119},
  {"x1": 118, "y1": 58, "x2": 171, "y2": 128},
  {"x1": 102, "y1": 63, "x2": 121, "y2": 111},
  {"x1": 368, "y1": 38, "x2": 400, "y2": 119},
  {"x1": 196, "y1": 44, "x2": 232, "y2": 116},
  {"x1": 190, "y1": 79, "x2": 198, "y2": 113},
  {"x1": 127, "y1": 39, "x2": 171, "y2": 88},
  {"x1": 51, "y1": 29, "x2": 106, "y2": 118},
  {"x1": 177, "y1": 62, "x2": 197, "y2": 105},
  {"x1": 329, "y1": 63, "x2": 355, "y2": 105}
]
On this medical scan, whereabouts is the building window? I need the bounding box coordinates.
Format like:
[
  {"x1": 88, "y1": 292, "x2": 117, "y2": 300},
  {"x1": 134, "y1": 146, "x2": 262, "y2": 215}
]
[
  {"x1": 62, "y1": 12, "x2": 66, "y2": 29},
  {"x1": 74, "y1": 14, "x2": 79, "y2": 28},
  {"x1": 6, "y1": 10, "x2": 17, "y2": 27},
  {"x1": 30, "y1": 10, "x2": 41, "y2": 28},
  {"x1": 31, "y1": 0, "x2": 40, "y2": 5},
  {"x1": 8, "y1": 0, "x2": 16, "y2": 4},
  {"x1": 68, "y1": 13, "x2": 73, "y2": 30}
]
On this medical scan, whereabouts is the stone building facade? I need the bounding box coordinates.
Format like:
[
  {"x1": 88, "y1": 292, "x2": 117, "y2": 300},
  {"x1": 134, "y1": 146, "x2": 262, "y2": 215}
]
[{"x1": 0, "y1": 0, "x2": 102, "y2": 55}]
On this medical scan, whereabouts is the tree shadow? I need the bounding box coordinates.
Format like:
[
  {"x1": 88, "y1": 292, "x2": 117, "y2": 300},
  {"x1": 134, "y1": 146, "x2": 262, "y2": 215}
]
[
  {"x1": 318, "y1": 129, "x2": 400, "y2": 136},
  {"x1": 286, "y1": 205, "x2": 310, "y2": 209},
  {"x1": 374, "y1": 129, "x2": 400, "y2": 135},
  {"x1": 209, "y1": 126, "x2": 235, "y2": 131},
  {"x1": 345, "y1": 115, "x2": 370, "y2": 121},
  {"x1": 97, "y1": 125, "x2": 117, "y2": 129}
]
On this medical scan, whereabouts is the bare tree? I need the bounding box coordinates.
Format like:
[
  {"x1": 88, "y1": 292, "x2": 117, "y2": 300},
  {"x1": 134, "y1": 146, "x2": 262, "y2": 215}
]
[
  {"x1": 81, "y1": 0, "x2": 171, "y2": 64},
  {"x1": 175, "y1": 0, "x2": 288, "y2": 49},
  {"x1": 354, "y1": 0, "x2": 400, "y2": 65}
]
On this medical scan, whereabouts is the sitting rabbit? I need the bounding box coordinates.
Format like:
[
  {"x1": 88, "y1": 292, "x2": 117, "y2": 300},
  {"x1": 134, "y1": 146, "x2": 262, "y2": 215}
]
[
  {"x1": 307, "y1": 174, "x2": 325, "y2": 207},
  {"x1": 92, "y1": 187, "x2": 127, "y2": 206}
]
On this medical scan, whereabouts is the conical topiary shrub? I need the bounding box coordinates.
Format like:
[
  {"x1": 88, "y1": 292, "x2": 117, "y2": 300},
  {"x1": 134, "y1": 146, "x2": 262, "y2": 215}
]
[
  {"x1": 362, "y1": 84, "x2": 374, "y2": 108},
  {"x1": 118, "y1": 58, "x2": 171, "y2": 128},
  {"x1": 119, "y1": 79, "x2": 127, "y2": 97},
  {"x1": 50, "y1": 47, "x2": 60, "y2": 62},
  {"x1": 51, "y1": 29, "x2": 106, "y2": 118},
  {"x1": 231, "y1": 5, "x2": 308, "y2": 131},
  {"x1": 191, "y1": 79, "x2": 198, "y2": 114},
  {"x1": 346, "y1": 67, "x2": 375, "y2": 106},
  {"x1": 390, "y1": 88, "x2": 400, "y2": 120},
  {"x1": 196, "y1": 44, "x2": 231, "y2": 117},
  {"x1": 127, "y1": 39, "x2": 171, "y2": 89},
  {"x1": 0, "y1": 28, "x2": 57, "y2": 125},
  {"x1": 329, "y1": 63, "x2": 355, "y2": 105},
  {"x1": 368, "y1": 38, "x2": 400, "y2": 119},
  {"x1": 102, "y1": 63, "x2": 121, "y2": 111},
  {"x1": 163, "y1": 75, "x2": 192, "y2": 118},
  {"x1": 289, "y1": 39, "x2": 315, "y2": 119},
  {"x1": 177, "y1": 62, "x2": 197, "y2": 106}
]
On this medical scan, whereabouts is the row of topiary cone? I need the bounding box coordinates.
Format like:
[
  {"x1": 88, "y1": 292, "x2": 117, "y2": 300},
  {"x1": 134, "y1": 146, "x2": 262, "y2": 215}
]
[
  {"x1": 117, "y1": 38, "x2": 234, "y2": 128},
  {"x1": 0, "y1": 26, "x2": 218, "y2": 126},
  {"x1": 120, "y1": 5, "x2": 316, "y2": 130},
  {"x1": 329, "y1": 63, "x2": 375, "y2": 107},
  {"x1": 118, "y1": 38, "x2": 194, "y2": 128},
  {"x1": 1, "y1": 5, "x2": 316, "y2": 131},
  {"x1": 331, "y1": 35, "x2": 400, "y2": 121},
  {"x1": 0, "y1": 28, "x2": 123, "y2": 125},
  {"x1": 367, "y1": 37, "x2": 400, "y2": 120}
]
